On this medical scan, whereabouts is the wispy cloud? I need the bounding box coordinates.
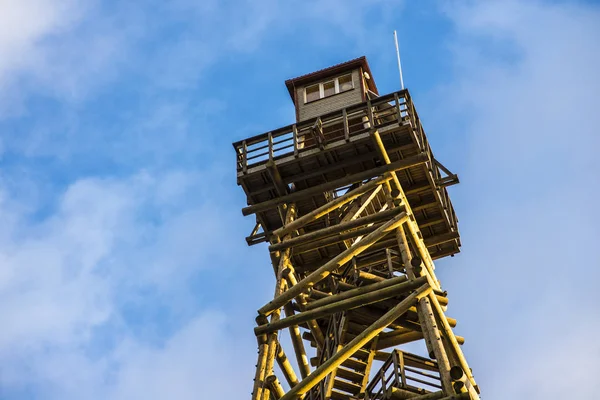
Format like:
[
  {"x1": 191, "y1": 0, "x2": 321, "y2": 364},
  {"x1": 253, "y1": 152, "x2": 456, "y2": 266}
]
[
  {"x1": 0, "y1": 0, "x2": 597, "y2": 399},
  {"x1": 436, "y1": 1, "x2": 600, "y2": 398}
]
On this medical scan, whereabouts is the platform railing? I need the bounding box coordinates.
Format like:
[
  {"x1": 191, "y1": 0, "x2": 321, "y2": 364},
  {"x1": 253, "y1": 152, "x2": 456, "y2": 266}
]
[
  {"x1": 233, "y1": 89, "x2": 459, "y2": 233},
  {"x1": 233, "y1": 89, "x2": 412, "y2": 173},
  {"x1": 365, "y1": 350, "x2": 442, "y2": 400}
]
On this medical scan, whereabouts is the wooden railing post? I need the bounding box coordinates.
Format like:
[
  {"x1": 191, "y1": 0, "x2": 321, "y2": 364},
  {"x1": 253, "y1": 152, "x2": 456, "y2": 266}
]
[
  {"x1": 367, "y1": 99, "x2": 374, "y2": 127},
  {"x1": 394, "y1": 93, "x2": 402, "y2": 123},
  {"x1": 293, "y1": 124, "x2": 299, "y2": 157},
  {"x1": 342, "y1": 108, "x2": 349, "y2": 141},
  {"x1": 268, "y1": 132, "x2": 274, "y2": 161},
  {"x1": 242, "y1": 140, "x2": 248, "y2": 174}
]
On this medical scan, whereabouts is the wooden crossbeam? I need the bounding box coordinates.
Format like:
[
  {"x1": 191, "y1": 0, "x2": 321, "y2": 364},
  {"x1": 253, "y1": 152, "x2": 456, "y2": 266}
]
[
  {"x1": 242, "y1": 153, "x2": 428, "y2": 216},
  {"x1": 258, "y1": 212, "x2": 408, "y2": 317},
  {"x1": 269, "y1": 207, "x2": 403, "y2": 252},
  {"x1": 279, "y1": 283, "x2": 432, "y2": 400},
  {"x1": 255, "y1": 277, "x2": 427, "y2": 336}
]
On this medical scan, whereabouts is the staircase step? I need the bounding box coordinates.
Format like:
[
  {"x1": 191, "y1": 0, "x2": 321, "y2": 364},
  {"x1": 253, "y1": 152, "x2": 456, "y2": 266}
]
[
  {"x1": 330, "y1": 389, "x2": 352, "y2": 400},
  {"x1": 333, "y1": 378, "x2": 362, "y2": 395},
  {"x1": 336, "y1": 366, "x2": 365, "y2": 383},
  {"x1": 353, "y1": 348, "x2": 370, "y2": 360},
  {"x1": 341, "y1": 357, "x2": 367, "y2": 372}
]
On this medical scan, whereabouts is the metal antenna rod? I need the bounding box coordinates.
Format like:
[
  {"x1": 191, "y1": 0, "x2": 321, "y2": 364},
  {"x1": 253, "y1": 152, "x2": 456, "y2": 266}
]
[{"x1": 394, "y1": 30, "x2": 405, "y2": 90}]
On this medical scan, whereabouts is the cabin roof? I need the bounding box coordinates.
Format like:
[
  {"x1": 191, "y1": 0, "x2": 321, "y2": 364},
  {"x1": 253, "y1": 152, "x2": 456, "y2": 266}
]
[{"x1": 284, "y1": 56, "x2": 379, "y2": 104}]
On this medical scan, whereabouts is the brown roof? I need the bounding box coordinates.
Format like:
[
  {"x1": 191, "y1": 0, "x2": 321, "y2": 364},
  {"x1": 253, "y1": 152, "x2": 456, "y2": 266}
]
[{"x1": 284, "y1": 56, "x2": 379, "y2": 103}]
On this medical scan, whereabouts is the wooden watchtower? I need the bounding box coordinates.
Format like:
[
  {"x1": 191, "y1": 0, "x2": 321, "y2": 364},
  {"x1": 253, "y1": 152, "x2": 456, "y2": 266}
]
[{"x1": 234, "y1": 57, "x2": 480, "y2": 400}]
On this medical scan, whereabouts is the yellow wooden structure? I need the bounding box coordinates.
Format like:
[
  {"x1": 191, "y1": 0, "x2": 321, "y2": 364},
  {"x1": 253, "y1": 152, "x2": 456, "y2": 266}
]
[{"x1": 234, "y1": 57, "x2": 479, "y2": 400}]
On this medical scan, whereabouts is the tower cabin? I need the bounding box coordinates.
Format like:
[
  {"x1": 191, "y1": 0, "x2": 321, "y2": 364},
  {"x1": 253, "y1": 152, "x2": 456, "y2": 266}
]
[
  {"x1": 286, "y1": 56, "x2": 379, "y2": 122},
  {"x1": 234, "y1": 56, "x2": 461, "y2": 262}
]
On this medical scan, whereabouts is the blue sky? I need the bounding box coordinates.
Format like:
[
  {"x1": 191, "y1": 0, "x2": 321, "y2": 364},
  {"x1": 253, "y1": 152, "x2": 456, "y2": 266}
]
[{"x1": 0, "y1": 0, "x2": 599, "y2": 398}]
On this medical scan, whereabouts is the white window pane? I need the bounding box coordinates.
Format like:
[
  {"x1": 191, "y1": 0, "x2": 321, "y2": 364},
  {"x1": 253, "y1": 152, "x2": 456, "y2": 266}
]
[
  {"x1": 338, "y1": 74, "x2": 353, "y2": 92},
  {"x1": 305, "y1": 84, "x2": 320, "y2": 102},
  {"x1": 323, "y1": 81, "x2": 335, "y2": 97}
]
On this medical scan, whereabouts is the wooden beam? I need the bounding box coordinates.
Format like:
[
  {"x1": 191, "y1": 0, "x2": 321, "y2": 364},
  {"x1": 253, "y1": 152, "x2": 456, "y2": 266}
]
[
  {"x1": 304, "y1": 274, "x2": 409, "y2": 311},
  {"x1": 266, "y1": 160, "x2": 289, "y2": 197},
  {"x1": 257, "y1": 212, "x2": 408, "y2": 317},
  {"x1": 253, "y1": 205, "x2": 296, "y2": 400},
  {"x1": 429, "y1": 292, "x2": 479, "y2": 393},
  {"x1": 255, "y1": 277, "x2": 427, "y2": 335},
  {"x1": 279, "y1": 283, "x2": 432, "y2": 400},
  {"x1": 387, "y1": 387, "x2": 443, "y2": 400},
  {"x1": 283, "y1": 304, "x2": 311, "y2": 379},
  {"x1": 275, "y1": 343, "x2": 299, "y2": 388},
  {"x1": 269, "y1": 207, "x2": 404, "y2": 252},
  {"x1": 424, "y1": 232, "x2": 460, "y2": 247},
  {"x1": 242, "y1": 153, "x2": 428, "y2": 216},
  {"x1": 418, "y1": 296, "x2": 453, "y2": 394},
  {"x1": 265, "y1": 375, "x2": 285, "y2": 399},
  {"x1": 283, "y1": 267, "x2": 325, "y2": 349},
  {"x1": 273, "y1": 175, "x2": 390, "y2": 238}
]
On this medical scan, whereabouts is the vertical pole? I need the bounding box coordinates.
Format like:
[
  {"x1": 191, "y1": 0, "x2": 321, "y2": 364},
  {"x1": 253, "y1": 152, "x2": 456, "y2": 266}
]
[
  {"x1": 394, "y1": 30, "x2": 405, "y2": 90},
  {"x1": 395, "y1": 225, "x2": 453, "y2": 394},
  {"x1": 253, "y1": 204, "x2": 297, "y2": 400}
]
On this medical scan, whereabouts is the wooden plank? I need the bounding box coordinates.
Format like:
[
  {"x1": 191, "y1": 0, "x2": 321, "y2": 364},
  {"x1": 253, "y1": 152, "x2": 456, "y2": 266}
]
[{"x1": 242, "y1": 153, "x2": 428, "y2": 216}]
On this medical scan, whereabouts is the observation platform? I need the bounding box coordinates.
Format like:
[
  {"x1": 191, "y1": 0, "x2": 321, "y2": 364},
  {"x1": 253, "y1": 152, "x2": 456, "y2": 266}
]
[{"x1": 234, "y1": 89, "x2": 460, "y2": 269}]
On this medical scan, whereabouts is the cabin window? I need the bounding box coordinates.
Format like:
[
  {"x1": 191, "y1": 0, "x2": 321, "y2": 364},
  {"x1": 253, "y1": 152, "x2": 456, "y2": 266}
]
[
  {"x1": 305, "y1": 84, "x2": 321, "y2": 103},
  {"x1": 323, "y1": 80, "x2": 336, "y2": 97},
  {"x1": 304, "y1": 73, "x2": 354, "y2": 103},
  {"x1": 338, "y1": 74, "x2": 353, "y2": 92}
]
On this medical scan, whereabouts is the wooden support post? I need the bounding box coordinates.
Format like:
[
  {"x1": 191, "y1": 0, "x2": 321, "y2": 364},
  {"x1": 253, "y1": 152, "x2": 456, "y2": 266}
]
[
  {"x1": 371, "y1": 128, "x2": 441, "y2": 289},
  {"x1": 418, "y1": 296, "x2": 453, "y2": 394},
  {"x1": 279, "y1": 283, "x2": 432, "y2": 400},
  {"x1": 394, "y1": 222, "x2": 453, "y2": 395},
  {"x1": 276, "y1": 343, "x2": 299, "y2": 388},
  {"x1": 283, "y1": 304, "x2": 311, "y2": 379},
  {"x1": 266, "y1": 160, "x2": 289, "y2": 197},
  {"x1": 283, "y1": 267, "x2": 325, "y2": 349},
  {"x1": 254, "y1": 205, "x2": 296, "y2": 400},
  {"x1": 371, "y1": 130, "x2": 403, "y2": 196},
  {"x1": 252, "y1": 336, "x2": 269, "y2": 400},
  {"x1": 258, "y1": 212, "x2": 408, "y2": 317},
  {"x1": 430, "y1": 293, "x2": 479, "y2": 394},
  {"x1": 261, "y1": 278, "x2": 287, "y2": 400},
  {"x1": 255, "y1": 276, "x2": 427, "y2": 335},
  {"x1": 266, "y1": 375, "x2": 286, "y2": 399}
]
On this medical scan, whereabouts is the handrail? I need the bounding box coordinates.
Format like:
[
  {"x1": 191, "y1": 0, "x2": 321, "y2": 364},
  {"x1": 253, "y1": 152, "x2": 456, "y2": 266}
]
[
  {"x1": 233, "y1": 90, "x2": 410, "y2": 171},
  {"x1": 365, "y1": 350, "x2": 442, "y2": 400},
  {"x1": 233, "y1": 88, "x2": 459, "y2": 232}
]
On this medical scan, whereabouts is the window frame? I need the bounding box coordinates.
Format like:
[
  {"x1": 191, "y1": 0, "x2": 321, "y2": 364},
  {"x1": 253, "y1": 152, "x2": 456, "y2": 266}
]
[{"x1": 303, "y1": 73, "x2": 354, "y2": 104}]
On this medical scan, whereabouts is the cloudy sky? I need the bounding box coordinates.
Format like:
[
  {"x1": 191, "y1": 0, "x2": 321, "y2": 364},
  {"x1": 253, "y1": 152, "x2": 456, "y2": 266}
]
[{"x1": 0, "y1": 0, "x2": 599, "y2": 399}]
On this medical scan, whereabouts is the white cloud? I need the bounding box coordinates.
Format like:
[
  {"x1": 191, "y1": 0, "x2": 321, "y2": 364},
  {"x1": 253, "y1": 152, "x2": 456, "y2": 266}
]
[
  {"x1": 436, "y1": 1, "x2": 600, "y2": 398},
  {"x1": 0, "y1": 0, "x2": 83, "y2": 79},
  {"x1": 4, "y1": 0, "x2": 596, "y2": 398},
  {"x1": 0, "y1": 167, "x2": 256, "y2": 398}
]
